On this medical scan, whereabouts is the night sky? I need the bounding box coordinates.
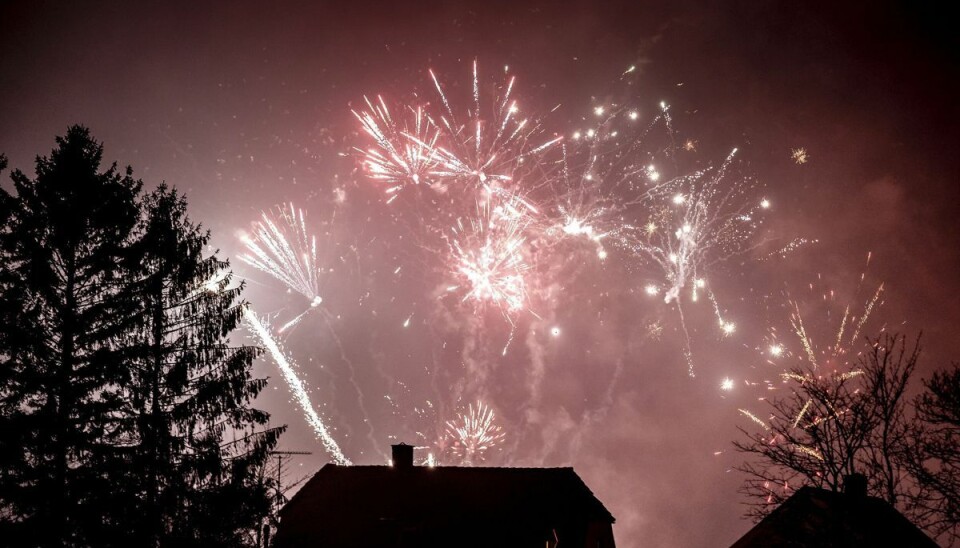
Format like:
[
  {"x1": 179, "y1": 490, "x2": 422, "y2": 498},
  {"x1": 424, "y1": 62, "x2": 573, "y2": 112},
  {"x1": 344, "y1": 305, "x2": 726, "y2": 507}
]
[{"x1": 2, "y1": 1, "x2": 959, "y2": 545}]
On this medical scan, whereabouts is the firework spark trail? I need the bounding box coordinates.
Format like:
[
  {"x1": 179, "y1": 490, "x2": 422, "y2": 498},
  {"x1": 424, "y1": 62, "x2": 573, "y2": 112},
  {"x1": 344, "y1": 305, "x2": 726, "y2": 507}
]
[
  {"x1": 675, "y1": 298, "x2": 696, "y2": 376},
  {"x1": 790, "y1": 301, "x2": 819, "y2": 369},
  {"x1": 848, "y1": 283, "x2": 884, "y2": 347},
  {"x1": 762, "y1": 238, "x2": 819, "y2": 260},
  {"x1": 739, "y1": 408, "x2": 769, "y2": 430},
  {"x1": 792, "y1": 399, "x2": 812, "y2": 429},
  {"x1": 445, "y1": 401, "x2": 506, "y2": 466},
  {"x1": 795, "y1": 444, "x2": 823, "y2": 461},
  {"x1": 244, "y1": 309, "x2": 350, "y2": 465}
]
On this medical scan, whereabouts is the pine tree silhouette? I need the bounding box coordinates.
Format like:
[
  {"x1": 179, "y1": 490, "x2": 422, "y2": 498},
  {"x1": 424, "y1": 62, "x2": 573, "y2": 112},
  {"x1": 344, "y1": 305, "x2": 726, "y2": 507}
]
[
  {"x1": 0, "y1": 129, "x2": 284, "y2": 547},
  {"x1": 125, "y1": 185, "x2": 283, "y2": 547},
  {"x1": 0, "y1": 126, "x2": 143, "y2": 546}
]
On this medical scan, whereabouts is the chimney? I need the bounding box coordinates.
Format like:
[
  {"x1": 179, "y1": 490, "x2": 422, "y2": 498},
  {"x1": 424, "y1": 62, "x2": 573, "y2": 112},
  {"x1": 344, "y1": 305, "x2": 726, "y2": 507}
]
[
  {"x1": 392, "y1": 443, "x2": 414, "y2": 469},
  {"x1": 843, "y1": 473, "x2": 867, "y2": 498}
]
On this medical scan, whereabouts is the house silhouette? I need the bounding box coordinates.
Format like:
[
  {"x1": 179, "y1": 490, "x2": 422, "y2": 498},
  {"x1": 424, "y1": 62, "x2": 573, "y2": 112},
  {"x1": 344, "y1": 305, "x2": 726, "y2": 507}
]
[
  {"x1": 730, "y1": 474, "x2": 938, "y2": 547},
  {"x1": 273, "y1": 443, "x2": 616, "y2": 548}
]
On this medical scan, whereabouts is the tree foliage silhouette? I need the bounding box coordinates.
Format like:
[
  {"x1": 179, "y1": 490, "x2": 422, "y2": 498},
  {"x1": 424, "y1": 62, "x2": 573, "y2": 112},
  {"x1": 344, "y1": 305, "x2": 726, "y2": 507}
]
[
  {"x1": 0, "y1": 127, "x2": 283, "y2": 547},
  {"x1": 124, "y1": 185, "x2": 282, "y2": 547},
  {"x1": 0, "y1": 126, "x2": 143, "y2": 546},
  {"x1": 733, "y1": 335, "x2": 919, "y2": 505},
  {"x1": 912, "y1": 363, "x2": 960, "y2": 544},
  {"x1": 733, "y1": 333, "x2": 960, "y2": 543}
]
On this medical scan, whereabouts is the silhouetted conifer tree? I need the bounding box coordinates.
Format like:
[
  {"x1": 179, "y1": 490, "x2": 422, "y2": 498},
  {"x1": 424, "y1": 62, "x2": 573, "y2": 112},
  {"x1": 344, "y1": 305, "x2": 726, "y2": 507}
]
[
  {"x1": 123, "y1": 185, "x2": 282, "y2": 547},
  {"x1": 0, "y1": 130, "x2": 283, "y2": 548},
  {"x1": 0, "y1": 127, "x2": 143, "y2": 546}
]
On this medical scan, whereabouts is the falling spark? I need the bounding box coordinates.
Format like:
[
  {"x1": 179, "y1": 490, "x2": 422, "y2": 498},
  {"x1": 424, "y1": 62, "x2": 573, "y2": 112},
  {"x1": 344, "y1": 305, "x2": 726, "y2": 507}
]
[
  {"x1": 739, "y1": 408, "x2": 769, "y2": 430},
  {"x1": 794, "y1": 444, "x2": 824, "y2": 461},
  {"x1": 792, "y1": 399, "x2": 812, "y2": 428}
]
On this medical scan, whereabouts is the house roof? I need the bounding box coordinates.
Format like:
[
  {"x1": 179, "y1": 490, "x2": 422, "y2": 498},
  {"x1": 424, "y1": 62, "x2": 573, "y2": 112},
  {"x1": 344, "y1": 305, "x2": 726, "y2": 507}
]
[
  {"x1": 274, "y1": 464, "x2": 614, "y2": 548},
  {"x1": 730, "y1": 486, "x2": 938, "y2": 548}
]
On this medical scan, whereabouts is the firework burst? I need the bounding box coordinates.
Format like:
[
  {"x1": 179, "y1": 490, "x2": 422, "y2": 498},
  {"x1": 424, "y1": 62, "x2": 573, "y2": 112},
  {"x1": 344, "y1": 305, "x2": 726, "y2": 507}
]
[
  {"x1": 629, "y1": 149, "x2": 763, "y2": 307},
  {"x1": 425, "y1": 60, "x2": 561, "y2": 192},
  {"x1": 239, "y1": 203, "x2": 333, "y2": 332},
  {"x1": 239, "y1": 203, "x2": 323, "y2": 306},
  {"x1": 624, "y1": 149, "x2": 768, "y2": 374},
  {"x1": 355, "y1": 60, "x2": 561, "y2": 203},
  {"x1": 447, "y1": 195, "x2": 533, "y2": 316},
  {"x1": 791, "y1": 147, "x2": 809, "y2": 164},
  {"x1": 353, "y1": 96, "x2": 441, "y2": 201},
  {"x1": 445, "y1": 401, "x2": 506, "y2": 465},
  {"x1": 354, "y1": 62, "x2": 789, "y2": 390}
]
